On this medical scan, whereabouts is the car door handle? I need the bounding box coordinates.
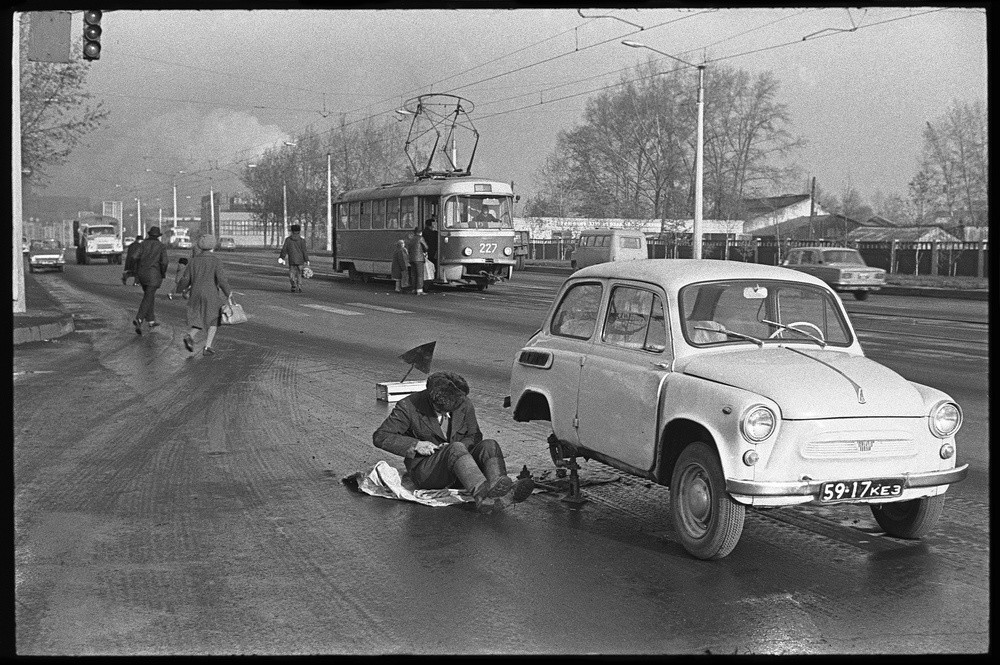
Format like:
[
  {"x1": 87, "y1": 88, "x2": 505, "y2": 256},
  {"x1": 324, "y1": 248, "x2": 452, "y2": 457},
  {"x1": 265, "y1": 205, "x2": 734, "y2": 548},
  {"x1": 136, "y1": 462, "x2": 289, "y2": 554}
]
[{"x1": 651, "y1": 362, "x2": 671, "y2": 370}]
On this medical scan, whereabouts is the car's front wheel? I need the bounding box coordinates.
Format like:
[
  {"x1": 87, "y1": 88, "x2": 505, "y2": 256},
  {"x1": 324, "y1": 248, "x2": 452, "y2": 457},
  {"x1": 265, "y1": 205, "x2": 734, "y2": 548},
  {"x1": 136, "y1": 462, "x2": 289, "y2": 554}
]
[
  {"x1": 854, "y1": 290, "x2": 870, "y2": 301},
  {"x1": 670, "y1": 442, "x2": 745, "y2": 560},
  {"x1": 870, "y1": 494, "x2": 944, "y2": 539}
]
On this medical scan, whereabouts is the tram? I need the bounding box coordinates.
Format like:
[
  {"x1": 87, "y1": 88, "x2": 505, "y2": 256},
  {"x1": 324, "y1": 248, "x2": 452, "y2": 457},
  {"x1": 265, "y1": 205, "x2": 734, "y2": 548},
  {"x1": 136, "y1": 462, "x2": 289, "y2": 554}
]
[{"x1": 333, "y1": 175, "x2": 516, "y2": 290}]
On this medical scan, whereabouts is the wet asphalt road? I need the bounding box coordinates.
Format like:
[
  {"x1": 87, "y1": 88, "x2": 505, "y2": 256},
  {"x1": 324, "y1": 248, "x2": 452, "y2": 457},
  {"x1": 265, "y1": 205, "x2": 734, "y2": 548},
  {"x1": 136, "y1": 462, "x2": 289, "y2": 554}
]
[{"x1": 12, "y1": 255, "x2": 989, "y2": 655}]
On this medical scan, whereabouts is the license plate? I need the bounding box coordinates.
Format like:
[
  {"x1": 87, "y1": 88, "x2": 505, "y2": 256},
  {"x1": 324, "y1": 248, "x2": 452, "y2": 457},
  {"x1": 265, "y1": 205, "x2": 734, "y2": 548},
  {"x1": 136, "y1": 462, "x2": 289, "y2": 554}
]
[{"x1": 820, "y1": 478, "x2": 904, "y2": 502}]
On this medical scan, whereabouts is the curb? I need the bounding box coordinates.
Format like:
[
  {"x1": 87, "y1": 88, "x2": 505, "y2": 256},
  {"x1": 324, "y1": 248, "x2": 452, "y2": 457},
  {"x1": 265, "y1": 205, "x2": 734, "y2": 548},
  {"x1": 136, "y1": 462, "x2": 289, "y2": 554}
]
[{"x1": 13, "y1": 314, "x2": 76, "y2": 345}]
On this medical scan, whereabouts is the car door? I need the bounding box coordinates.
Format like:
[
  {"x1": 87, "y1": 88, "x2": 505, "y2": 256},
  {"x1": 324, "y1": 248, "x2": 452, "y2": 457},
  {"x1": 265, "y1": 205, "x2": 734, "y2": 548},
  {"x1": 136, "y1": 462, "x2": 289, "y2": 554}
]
[
  {"x1": 544, "y1": 280, "x2": 606, "y2": 446},
  {"x1": 576, "y1": 282, "x2": 672, "y2": 471}
]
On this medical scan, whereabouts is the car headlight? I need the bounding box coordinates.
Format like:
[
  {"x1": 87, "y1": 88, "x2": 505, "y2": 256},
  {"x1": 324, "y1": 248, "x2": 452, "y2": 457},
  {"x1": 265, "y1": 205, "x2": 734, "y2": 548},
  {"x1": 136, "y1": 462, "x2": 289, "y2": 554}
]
[
  {"x1": 929, "y1": 401, "x2": 962, "y2": 438},
  {"x1": 841, "y1": 272, "x2": 854, "y2": 280},
  {"x1": 503, "y1": 246, "x2": 513, "y2": 256},
  {"x1": 740, "y1": 405, "x2": 776, "y2": 442},
  {"x1": 462, "y1": 247, "x2": 473, "y2": 256}
]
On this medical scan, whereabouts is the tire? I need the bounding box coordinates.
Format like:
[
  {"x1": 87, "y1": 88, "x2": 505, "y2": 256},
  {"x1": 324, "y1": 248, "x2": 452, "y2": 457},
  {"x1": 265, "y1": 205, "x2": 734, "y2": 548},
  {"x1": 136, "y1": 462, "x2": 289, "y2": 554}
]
[
  {"x1": 474, "y1": 280, "x2": 488, "y2": 291},
  {"x1": 854, "y1": 290, "x2": 869, "y2": 301},
  {"x1": 870, "y1": 494, "x2": 944, "y2": 539},
  {"x1": 670, "y1": 441, "x2": 745, "y2": 560},
  {"x1": 28, "y1": 265, "x2": 34, "y2": 273}
]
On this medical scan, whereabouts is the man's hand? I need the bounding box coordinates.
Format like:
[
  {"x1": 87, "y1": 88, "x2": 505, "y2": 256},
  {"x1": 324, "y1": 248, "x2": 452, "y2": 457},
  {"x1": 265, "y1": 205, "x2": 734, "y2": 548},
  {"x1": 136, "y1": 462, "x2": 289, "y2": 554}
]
[{"x1": 413, "y1": 440, "x2": 440, "y2": 456}]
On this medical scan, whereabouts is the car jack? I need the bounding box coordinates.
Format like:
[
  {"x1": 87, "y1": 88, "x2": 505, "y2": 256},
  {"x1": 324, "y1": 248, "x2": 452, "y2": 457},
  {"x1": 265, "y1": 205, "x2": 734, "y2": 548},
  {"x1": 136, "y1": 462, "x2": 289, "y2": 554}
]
[{"x1": 548, "y1": 435, "x2": 587, "y2": 507}]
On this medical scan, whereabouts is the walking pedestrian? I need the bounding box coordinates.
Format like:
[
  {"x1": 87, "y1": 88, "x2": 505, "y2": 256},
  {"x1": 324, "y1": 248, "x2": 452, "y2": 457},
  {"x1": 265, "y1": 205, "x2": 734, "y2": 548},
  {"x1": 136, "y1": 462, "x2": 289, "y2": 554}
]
[
  {"x1": 373, "y1": 371, "x2": 534, "y2": 513},
  {"x1": 132, "y1": 226, "x2": 169, "y2": 334},
  {"x1": 391, "y1": 238, "x2": 410, "y2": 293},
  {"x1": 279, "y1": 224, "x2": 309, "y2": 293},
  {"x1": 405, "y1": 225, "x2": 428, "y2": 295},
  {"x1": 122, "y1": 235, "x2": 142, "y2": 285},
  {"x1": 175, "y1": 234, "x2": 233, "y2": 356}
]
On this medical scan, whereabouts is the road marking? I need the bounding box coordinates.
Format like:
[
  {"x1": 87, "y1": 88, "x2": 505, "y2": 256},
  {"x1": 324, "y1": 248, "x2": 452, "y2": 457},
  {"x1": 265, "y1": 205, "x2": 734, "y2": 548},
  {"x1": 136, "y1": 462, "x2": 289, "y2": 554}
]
[
  {"x1": 346, "y1": 302, "x2": 413, "y2": 314},
  {"x1": 303, "y1": 304, "x2": 364, "y2": 316}
]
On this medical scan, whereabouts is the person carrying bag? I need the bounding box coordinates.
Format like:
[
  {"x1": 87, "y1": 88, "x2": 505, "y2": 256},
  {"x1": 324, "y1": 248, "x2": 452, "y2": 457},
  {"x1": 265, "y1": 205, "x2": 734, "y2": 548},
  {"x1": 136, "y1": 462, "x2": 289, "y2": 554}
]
[{"x1": 221, "y1": 293, "x2": 248, "y2": 325}]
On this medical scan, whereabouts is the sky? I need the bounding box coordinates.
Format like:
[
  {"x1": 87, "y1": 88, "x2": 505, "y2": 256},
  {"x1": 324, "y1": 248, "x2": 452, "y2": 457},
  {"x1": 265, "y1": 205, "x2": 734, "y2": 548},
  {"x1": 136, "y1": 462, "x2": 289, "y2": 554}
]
[{"x1": 21, "y1": 6, "x2": 988, "y2": 217}]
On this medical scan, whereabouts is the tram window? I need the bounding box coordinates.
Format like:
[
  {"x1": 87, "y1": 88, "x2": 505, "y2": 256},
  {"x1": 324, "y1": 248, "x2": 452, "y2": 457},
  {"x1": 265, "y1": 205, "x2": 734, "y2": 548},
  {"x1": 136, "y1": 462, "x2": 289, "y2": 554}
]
[
  {"x1": 372, "y1": 200, "x2": 385, "y2": 229},
  {"x1": 386, "y1": 198, "x2": 400, "y2": 229},
  {"x1": 443, "y1": 195, "x2": 514, "y2": 229},
  {"x1": 337, "y1": 203, "x2": 348, "y2": 230},
  {"x1": 348, "y1": 202, "x2": 360, "y2": 230},
  {"x1": 401, "y1": 197, "x2": 415, "y2": 230}
]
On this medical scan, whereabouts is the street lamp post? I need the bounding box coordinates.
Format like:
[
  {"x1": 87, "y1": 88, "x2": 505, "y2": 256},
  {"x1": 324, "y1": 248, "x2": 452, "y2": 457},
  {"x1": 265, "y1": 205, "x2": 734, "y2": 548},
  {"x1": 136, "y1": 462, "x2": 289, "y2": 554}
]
[
  {"x1": 146, "y1": 168, "x2": 185, "y2": 232},
  {"x1": 622, "y1": 40, "x2": 705, "y2": 259}
]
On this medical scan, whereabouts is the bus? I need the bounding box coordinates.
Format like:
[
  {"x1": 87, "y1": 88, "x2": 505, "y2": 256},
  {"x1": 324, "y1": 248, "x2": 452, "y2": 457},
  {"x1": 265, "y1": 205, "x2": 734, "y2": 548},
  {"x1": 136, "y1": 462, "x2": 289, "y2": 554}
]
[{"x1": 334, "y1": 175, "x2": 516, "y2": 290}]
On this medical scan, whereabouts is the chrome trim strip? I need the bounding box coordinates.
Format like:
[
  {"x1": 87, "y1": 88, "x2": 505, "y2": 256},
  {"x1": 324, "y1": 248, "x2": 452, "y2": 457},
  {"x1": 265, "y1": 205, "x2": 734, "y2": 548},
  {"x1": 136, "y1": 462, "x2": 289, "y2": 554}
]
[{"x1": 726, "y1": 464, "x2": 968, "y2": 497}]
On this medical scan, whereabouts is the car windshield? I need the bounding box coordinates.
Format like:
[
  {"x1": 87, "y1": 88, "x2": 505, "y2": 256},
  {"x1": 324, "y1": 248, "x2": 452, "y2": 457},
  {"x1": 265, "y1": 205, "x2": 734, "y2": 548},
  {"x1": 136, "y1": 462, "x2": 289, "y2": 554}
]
[
  {"x1": 31, "y1": 240, "x2": 61, "y2": 250},
  {"x1": 443, "y1": 195, "x2": 513, "y2": 229},
  {"x1": 679, "y1": 279, "x2": 852, "y2": 347},
  {"x1": 85, "y1": 226, "x2": 116, "y2": 236},
  {"x1": 823, "y1": 249, "x2": 865, "y2": 265}
]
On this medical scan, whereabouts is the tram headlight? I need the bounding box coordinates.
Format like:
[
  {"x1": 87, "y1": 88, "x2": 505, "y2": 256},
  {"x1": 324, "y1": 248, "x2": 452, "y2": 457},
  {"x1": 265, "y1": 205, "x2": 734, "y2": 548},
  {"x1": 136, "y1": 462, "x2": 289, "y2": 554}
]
[
  {"x1": 462, "y1": 247, "x2": 473, "y2": 256},
  {"x1": 503, "y1": 246, "x2": 513, "y2": 256}
]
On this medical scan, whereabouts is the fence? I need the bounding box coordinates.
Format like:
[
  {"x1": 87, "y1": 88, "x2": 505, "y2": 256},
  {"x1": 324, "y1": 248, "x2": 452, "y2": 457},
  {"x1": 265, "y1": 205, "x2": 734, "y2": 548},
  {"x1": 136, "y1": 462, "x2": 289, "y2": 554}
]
[{"x1": 527, "y1": 237, "x2": 990, "y2": 278}]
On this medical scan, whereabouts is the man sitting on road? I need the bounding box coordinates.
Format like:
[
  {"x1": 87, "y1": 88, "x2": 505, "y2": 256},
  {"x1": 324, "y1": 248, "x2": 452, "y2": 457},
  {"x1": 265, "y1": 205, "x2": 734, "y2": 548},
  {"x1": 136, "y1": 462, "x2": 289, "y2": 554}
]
[{"x1": 373, "y1": 371, "x2": 533, "y2": 514}]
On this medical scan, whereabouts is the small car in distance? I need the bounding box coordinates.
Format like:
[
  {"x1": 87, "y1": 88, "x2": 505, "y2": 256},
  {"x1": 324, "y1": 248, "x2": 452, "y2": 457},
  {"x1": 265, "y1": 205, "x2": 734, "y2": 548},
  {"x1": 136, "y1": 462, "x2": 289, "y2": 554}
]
[
  {"x1": 506, "y1": 259, "x2": 967, "y2": 560},
  {"x1": 571, "y1": 228, "x2": 648, "y2": 270},
  {"x1": 782, "y1": 246, "x2": 885, "y2": 300},
  {"x1": 219, "y1": 236, "x2": 237, "y2": 251},
  {"x1": 27, "y1": 239, "x2": 66, "y2": 273}
]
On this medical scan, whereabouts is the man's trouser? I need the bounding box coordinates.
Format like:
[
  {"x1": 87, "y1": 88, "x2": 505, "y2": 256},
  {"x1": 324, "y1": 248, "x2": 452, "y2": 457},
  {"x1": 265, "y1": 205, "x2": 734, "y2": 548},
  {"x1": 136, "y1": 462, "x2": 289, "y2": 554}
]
[
  {"x1": 289, "y1": 264, "x2": 304, "y2": 290},
  {"x1": 408, "y1": 439, "x2": 505, "y2": 490},
  {"x1": 137, "y1": 283, "x2": 159, "y2": 322}
]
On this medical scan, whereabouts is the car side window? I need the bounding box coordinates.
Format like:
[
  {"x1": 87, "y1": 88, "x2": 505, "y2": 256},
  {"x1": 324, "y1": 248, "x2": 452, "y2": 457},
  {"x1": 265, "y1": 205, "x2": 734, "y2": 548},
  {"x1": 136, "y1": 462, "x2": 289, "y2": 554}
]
[
  {"x1": 551, "y1": 283, "x2": 603, "y2": 340},
  {"x1": 602, "y1": 286, "x2": 667, "y2": 352}
]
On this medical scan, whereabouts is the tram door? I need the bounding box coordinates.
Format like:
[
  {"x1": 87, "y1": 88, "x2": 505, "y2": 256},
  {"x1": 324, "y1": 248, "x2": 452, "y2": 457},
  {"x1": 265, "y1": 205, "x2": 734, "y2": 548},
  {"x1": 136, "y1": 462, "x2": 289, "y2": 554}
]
[{"x1": 418, "y1": 196, "x2": 440, "y2": 270}]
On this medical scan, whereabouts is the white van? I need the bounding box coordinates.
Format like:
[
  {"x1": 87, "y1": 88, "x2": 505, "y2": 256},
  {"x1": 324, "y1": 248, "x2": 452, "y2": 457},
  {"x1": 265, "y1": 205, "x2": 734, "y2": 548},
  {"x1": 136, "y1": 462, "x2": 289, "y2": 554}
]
[{"x1": 570, "y1": 228, "x2": 648, "y2": 270}]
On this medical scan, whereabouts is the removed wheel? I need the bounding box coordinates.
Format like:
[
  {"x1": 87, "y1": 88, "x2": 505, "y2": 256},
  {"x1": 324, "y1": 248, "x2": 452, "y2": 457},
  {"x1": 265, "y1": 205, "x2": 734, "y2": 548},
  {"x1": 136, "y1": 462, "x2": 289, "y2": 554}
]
[
  {"x1": 870, "y1": 494, "x2": 945, "y2": 539},
  {"x1": 670, "y1": 441, "x2": 745, "y2": 560}
]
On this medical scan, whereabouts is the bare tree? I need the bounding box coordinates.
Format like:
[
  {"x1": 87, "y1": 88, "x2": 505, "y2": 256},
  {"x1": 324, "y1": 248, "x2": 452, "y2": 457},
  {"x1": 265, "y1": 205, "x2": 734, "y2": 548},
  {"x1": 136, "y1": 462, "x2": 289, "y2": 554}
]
[
  {"x1": 918, "y1": 99, "x2": 987, "y2": 227},
  {"x1": 18, "y1": 15, "x2": 109, "y2": 188},
  {"x1": 535, "y1": 60, "x2": 804, "y2": 222}
]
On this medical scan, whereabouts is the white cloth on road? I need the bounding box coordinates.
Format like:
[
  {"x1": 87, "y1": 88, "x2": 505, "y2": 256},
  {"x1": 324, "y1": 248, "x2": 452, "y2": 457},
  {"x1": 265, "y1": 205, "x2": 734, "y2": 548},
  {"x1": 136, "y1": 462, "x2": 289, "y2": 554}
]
[{"x1": 352, "y1": 461, "x2": 474, "y2": 507}]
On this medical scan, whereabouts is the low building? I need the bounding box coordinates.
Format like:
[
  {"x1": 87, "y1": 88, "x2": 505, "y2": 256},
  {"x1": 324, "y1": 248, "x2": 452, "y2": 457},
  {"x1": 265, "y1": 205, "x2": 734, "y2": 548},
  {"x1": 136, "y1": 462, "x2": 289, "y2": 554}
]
[
  {"x1": 749, "y1": 213, "x2": 862, "y2": 240},
  {"x1": 515, "y1": 217, "x2": 744, "y2": 239},
  {"x1": 742, "y1": 194, "x2": 826, "y2": 233}
]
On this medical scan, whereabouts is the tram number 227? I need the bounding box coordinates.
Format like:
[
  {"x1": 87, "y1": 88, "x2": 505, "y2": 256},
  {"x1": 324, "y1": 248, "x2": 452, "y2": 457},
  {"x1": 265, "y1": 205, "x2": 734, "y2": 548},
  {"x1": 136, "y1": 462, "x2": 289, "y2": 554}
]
[{"x1": 479, "y1": 243, "x2": 498, "y2": 254}]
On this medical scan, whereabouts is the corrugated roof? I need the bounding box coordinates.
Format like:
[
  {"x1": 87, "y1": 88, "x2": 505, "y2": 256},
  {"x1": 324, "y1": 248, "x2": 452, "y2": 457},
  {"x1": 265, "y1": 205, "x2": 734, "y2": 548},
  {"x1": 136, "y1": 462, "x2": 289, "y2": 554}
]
[
  {"x1": 846, "y1": 226, "x2": 960, "y2": 242},
  {"x1": 742, "y1": 194, "x2": 810, "y2": 214}
]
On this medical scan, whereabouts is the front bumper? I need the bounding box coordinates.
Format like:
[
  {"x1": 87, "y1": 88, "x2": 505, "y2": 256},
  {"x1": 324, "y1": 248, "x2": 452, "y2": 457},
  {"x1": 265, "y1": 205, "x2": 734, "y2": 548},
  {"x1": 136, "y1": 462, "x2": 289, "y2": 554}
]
[{"x1": 727, "y1": 463, "x2": 968, "y2": 498}]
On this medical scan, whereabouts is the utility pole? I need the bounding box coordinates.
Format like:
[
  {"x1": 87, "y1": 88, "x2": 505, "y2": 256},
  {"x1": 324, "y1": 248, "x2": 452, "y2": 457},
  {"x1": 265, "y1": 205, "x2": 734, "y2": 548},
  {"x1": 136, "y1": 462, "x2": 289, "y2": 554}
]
[
  {"x1": 13, "y1": 15, "x2": 25, "y2": 313},
  {"x1": 808, "y1": 177, "x2": 816, "y2": 239}
]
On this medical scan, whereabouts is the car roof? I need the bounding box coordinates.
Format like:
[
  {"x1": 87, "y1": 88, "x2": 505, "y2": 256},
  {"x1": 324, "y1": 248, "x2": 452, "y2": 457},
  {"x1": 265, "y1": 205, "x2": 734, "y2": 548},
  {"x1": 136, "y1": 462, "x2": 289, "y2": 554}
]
[{"x1": 570, "y1": 258, "x2": 829, "y2": 289}]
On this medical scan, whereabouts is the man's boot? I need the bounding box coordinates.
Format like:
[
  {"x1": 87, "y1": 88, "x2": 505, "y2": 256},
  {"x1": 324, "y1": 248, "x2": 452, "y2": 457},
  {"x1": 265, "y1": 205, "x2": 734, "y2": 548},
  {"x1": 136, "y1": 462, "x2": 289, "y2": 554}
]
[
  {"x1": 482, "y1": 455, "x2": 533, "y2": 511},
  {"x1": 452, "y1": 454, "x2": 497, "y2": 514}
]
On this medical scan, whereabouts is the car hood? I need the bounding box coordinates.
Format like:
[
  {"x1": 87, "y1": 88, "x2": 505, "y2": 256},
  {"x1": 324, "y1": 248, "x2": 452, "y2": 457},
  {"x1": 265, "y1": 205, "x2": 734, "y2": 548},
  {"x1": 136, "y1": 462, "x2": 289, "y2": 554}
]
[{"x1": 679, "y1": 348, "x2": 924, "y2": 418}]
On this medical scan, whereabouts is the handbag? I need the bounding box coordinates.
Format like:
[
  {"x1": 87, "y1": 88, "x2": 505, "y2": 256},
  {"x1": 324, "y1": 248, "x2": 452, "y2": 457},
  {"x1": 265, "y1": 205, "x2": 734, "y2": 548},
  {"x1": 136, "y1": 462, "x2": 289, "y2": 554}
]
[
  {"x1": 220, "y1": 294, "x2": 248, "y2": 325},
  {"x1": 424, "y1": 261, "x2": 435, "y2": 280}
]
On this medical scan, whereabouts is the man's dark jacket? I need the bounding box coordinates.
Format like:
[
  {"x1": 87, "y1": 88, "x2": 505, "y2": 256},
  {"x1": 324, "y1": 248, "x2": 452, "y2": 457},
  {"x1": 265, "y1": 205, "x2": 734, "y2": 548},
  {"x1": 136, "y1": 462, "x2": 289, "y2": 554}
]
[
  {"x1": 135, "y1": 238, "x2": 169, "y2": 287},
  {"x1": 373, "y1": 389, "x2": 483, "y2": 471}
]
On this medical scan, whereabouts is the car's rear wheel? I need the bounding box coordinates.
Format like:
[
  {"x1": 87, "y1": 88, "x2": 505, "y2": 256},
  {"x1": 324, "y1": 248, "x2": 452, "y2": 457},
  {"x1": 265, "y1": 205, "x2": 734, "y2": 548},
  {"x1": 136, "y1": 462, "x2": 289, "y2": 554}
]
[
  {"x1": 854, "y1": 290, "x2": 870, "y2": 301},
  {"x1": 870, "y1": 494, "x2": 944, "y2": 539},
  {"x1": 670, "y1": 442, "x2": 745, "y2": 560}
]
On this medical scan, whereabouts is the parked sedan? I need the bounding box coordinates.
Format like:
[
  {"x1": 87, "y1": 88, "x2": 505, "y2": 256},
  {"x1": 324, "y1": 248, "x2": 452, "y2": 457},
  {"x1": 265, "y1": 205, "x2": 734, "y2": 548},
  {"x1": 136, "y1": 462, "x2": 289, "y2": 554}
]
[
  {"x1": 506, "y1": 259, "x2": 967, "y2": 560},
  {"x1": 27, "y1": 239, "x2": 66, "y2": 273},
  {"x1": 782, "y1": 246, "x2": 885, "y2": 300}
]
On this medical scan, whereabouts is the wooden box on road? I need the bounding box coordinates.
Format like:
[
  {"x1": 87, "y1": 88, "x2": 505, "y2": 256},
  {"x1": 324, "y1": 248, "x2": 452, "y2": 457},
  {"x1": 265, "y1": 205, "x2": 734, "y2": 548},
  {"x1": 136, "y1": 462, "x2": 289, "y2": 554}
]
[{"x1": 376, "y1": 380, "x2": 427, "y2": 403}]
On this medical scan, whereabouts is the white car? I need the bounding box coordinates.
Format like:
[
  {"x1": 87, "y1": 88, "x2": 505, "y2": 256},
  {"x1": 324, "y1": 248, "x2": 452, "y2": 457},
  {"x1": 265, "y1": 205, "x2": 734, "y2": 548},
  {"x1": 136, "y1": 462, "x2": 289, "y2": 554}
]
[
  {"x1": 506, "y1": 259, "x2": 967, "y2": 559},
  {"x1": 28, "y1": 239, "x2": 66, "y2": 273}
]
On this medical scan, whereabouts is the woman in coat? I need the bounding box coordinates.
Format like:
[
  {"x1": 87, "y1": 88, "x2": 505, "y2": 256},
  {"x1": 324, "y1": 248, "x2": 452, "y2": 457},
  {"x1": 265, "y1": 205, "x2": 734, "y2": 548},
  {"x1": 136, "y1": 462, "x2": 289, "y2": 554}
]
[
  {"x1": 175, "y1": 234, "x2": 232, "y2": 356},
  {"x1": 390, "y1": 238, "x2": 410, "y2": 293}
]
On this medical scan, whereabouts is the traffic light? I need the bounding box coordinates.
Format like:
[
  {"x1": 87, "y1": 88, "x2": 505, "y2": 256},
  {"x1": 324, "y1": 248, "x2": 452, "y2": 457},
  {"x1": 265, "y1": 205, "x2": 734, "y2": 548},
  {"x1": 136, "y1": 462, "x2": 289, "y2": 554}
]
[{"x1": 82, "y1": 10, "x2": 101, "y2": 61}]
